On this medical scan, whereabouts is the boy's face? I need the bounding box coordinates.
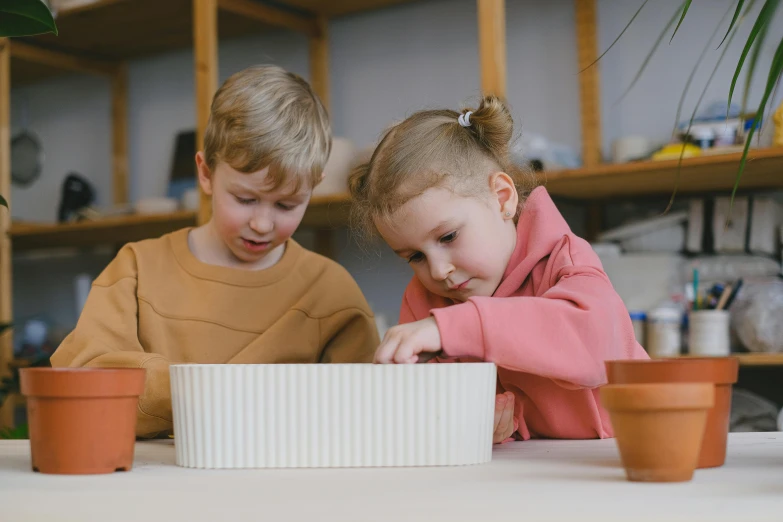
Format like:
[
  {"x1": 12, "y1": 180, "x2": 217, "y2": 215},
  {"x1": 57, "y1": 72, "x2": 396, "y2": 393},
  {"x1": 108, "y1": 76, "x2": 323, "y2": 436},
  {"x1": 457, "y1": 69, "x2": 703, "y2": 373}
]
[{"x1": 197, "y1": 153, "x2": 312, "y2": 269}]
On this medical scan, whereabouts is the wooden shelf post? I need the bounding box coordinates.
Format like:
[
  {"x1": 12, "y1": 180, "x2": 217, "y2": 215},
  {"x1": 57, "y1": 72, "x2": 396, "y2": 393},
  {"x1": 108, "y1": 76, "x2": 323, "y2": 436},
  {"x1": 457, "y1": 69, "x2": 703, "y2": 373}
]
[
  {"x1": 575, "y1": 0, "x2": 602, "y2": 168},
  {"x1": 477, "y1": 0, "x2": 506, "y2": 99},
  {"x1": 111, "y1": 62, "x2": 129, "y2": 205},
  {"x1": 194, "y1": 0, "x2": 218, "y2": 226},
  {"x1": 0, "y1": 38, "x2": 13, "y2": 428},
  {"x1": 308, "y1": 15, "x2": 337, "y2": 258}
]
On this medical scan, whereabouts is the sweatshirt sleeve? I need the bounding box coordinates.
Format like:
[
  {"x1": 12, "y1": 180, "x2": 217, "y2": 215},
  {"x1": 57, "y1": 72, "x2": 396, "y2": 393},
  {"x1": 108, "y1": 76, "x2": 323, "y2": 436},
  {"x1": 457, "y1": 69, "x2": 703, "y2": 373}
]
[
  {"x1": 317, "y1": 271, "x2": 380, "y2": 363},
  {"x1": 49, "y1": 245, "x2": 173, "y2": 438},
  {"x1": 318, "y1": 307, "x2": 379, "y2": 363},
  {"x1": 431, "y1": 265, "x2": 645, "y2": 390}
]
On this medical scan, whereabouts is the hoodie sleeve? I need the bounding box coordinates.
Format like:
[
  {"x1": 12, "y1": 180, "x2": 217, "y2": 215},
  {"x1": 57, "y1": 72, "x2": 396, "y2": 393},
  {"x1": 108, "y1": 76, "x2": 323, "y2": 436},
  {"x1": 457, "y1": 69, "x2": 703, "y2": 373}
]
[
  {"x1": 50, "y1": 245, "x2": 173, "y2": 438},
  {"x1": 430, "y1": 250, "x2": 647, "y2": 390}
]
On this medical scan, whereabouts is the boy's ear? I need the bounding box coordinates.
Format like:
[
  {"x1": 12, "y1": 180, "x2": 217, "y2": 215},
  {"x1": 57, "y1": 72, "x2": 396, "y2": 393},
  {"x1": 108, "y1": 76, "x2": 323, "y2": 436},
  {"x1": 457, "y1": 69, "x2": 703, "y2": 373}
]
[
  {"x1": 489, "y1": 172, "x2": 518, "y2": 219},
  {"x1": 196, "y1": 152, "x2": 214, "y2": 196}
]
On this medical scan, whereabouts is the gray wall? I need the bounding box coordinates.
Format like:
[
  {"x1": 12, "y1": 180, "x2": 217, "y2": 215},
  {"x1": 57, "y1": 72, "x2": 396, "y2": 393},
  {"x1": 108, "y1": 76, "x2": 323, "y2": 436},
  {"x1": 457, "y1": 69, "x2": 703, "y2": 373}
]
[{"x1": 9, "y1": 0, "x2": 783, "y2": 330}]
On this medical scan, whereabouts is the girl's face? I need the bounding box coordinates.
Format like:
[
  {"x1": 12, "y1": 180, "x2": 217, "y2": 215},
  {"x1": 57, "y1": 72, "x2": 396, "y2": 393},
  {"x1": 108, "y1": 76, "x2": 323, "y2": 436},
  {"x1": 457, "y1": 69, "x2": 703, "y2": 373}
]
[{"x1": 376, "y1": 174, "x2": 519, "y2": 302}]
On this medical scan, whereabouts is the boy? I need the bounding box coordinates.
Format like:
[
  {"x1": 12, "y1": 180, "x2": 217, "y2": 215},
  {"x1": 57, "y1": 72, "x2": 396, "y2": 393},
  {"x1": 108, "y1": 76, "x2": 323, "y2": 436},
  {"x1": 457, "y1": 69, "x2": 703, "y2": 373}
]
[{"x1": 51, "y1": 65, "x2": 379, "y2": 438}]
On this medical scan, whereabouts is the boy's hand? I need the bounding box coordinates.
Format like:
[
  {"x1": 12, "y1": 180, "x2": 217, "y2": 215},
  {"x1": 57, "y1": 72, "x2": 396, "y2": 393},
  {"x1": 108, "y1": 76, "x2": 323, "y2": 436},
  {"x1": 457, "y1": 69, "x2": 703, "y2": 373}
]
[
  {"x1": 374, "y1": 317, "x2": 442, "y2": 364},
  {"x1": 494, "y1": 391, "x2": 516, "y2": 444}
]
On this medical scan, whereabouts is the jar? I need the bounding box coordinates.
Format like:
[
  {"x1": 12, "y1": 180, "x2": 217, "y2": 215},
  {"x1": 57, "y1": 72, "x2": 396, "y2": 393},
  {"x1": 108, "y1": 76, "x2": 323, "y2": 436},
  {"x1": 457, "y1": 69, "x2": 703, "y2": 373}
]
[
  {"x1": 646, "y1": 307, "x2": 682, "y2": 358},
  {"x1": 629, "y1": 311, "x2": 647, "y2": 347},
  {"x1": 688, "y1": 310, "x2": 730, "y2": 356}
]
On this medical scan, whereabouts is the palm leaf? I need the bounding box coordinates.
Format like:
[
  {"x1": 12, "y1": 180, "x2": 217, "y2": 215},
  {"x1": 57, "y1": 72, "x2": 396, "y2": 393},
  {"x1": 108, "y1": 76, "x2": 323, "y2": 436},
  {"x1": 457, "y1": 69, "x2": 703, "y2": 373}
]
[
  {"x1": 669, "y1": 0, "x2": 692, "y2": 43},
  {"x1": 665, "y1": 3, "x2": 746, "y2": 212},
  {"x1": 730, "y1": 34, "x2": 783, "y2": 210},
  {"x1": 0, "y1": 0, "x2": 57, "y2": 37},
  {"x1": 617, "y1": 1, "x2": 685, "y2": 104},
  {"x1": 729, "y1": 0, "x2": 779, "y2": 115},
  {"x1": 580, "y1": 0, "x2": 650, "y2": 73},
  {"x1": 741, "y1": 2, "x2": 777, "y2": 115},
  {"x1": 718, "y1": 0, "x2": 745, "y2": 49},
  {"x1": 671, "y1": 1, "x2": 739, "y2": 137},
  {"x1": 0, "y1": 195, "x2": 6, "y2": 208}
]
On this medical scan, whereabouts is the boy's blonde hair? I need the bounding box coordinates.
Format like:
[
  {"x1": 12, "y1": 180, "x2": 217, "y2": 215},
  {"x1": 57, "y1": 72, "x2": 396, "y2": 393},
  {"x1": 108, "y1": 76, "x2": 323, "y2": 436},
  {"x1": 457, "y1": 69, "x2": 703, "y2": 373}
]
[
  {"x1": 349, "y1": 95, "x2": 537, "y2": 241},
  {"x1": 204, "y1": 64, "x2": 331, "y2": 193}
]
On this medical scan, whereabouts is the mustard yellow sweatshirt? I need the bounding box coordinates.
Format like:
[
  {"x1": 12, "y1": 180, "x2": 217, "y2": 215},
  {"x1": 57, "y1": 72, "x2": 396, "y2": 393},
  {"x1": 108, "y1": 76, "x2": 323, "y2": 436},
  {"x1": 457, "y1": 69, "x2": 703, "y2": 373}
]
[{"x1": 51, "y1": 228, "x2": 379, "y2": 437}]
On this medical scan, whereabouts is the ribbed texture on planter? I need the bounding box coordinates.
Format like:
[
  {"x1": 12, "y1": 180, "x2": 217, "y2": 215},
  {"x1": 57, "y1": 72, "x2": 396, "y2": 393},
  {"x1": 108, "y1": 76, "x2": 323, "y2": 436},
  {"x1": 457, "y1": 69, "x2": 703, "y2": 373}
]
[{"x1": 171, "y1": 363, "x2": 496, "y2": 469}]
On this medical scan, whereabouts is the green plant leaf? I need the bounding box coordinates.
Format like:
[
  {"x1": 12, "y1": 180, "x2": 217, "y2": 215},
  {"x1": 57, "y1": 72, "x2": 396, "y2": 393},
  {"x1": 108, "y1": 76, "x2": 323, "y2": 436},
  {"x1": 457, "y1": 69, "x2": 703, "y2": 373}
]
[
  {"x1": 718, "y1": 0, "x2": 745, "y2": 49},
  {"x1": 0, "y1": 0, "x2": 57, "y2": 37},
  {"x1": 580, "y1": 0, "x2": 650, "y2": 73},
  {"x1": 729, "y1": 0, "x2": 779, "y2": 115},
  {"x1": 669, "y1": 0, "x2": 692, "y2": 43},
  {"x1": 665, "y1": 3, "x2": 745, "y2": 213},
  {"x1": 0, "y1": 194, "x2": 7, "y2": 208},
  {"x1": 616, "y1": 1, "x2": 685, "y2": 104},
  {"x1": 0, "y1": 424, "x2": 28, "y2": 440},
  {"x1": 742, "y1": 2, "x2": 777, "y2": 115},
  {"x1": 730, "y1": 34, "x2": 783, "y2": 211},
  {"x1": 671, "y1": 1, "x2": 739, "y2": 136}
]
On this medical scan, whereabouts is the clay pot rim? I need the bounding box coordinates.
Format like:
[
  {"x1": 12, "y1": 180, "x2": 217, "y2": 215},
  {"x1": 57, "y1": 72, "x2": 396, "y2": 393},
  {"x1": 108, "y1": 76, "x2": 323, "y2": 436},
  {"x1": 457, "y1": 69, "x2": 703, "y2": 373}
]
[
  {"x1": 601, "y1": 382, "x2": 715, "y2": 411},
  {"x1": 21, "y1": 368, "x2": 145, "y2": 375},
  {"x1": 605, "y1": 357, "x2": 739, "y2": 385},
  {"x1": 20, "y1": 367, "x2": 145, "y2": 398}
]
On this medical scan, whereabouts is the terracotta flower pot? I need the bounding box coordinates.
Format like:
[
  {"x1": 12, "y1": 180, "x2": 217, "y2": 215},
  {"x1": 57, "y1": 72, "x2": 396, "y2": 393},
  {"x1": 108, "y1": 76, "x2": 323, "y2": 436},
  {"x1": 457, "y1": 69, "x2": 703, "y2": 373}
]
[
  {"x1": 605, "y1": 357, "x2": 738, "y2": 468},
  {"x1": 601, "y1": 383, "x2": 714, "y2": 482},
  {"x1": 19, "y1": 368, "x2": 145, "y2": 475}
]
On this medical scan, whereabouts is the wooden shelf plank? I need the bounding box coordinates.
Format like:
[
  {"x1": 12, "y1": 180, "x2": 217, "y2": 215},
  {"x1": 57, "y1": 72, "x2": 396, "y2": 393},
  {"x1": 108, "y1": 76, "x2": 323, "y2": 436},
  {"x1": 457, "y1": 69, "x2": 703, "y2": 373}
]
[
  {"x1": 10, "y1": 0, "x2": 423, "y2": 85},
  {"x1": 544, "y1": 147, "x2": 783, "y2": 200},
  {"x1": 11, "y1": 0, "x2": 276, "y2": 84},
  {"x1": 5, "y1": 195, "x2": 351, "y2": 252},
  {"x1": 9, "y1": 212, "x2": 197, "y2": 251},
  {"x1": 275, "y1": 0, "x2": 420, "y2": 17},
  {"x1": 734, "y1": 353, "x2": 783, "y2": 367},
  {"x1": 301, "y1": 193, "x2": 351, "y2": 228}
]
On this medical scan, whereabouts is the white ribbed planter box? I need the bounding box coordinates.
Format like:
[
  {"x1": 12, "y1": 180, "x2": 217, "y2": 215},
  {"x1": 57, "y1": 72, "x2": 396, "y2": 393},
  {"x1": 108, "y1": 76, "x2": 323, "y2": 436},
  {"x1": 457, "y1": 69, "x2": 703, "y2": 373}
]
[{"x1": 170, "y1": 363, "x2": 496, "y2": 469}]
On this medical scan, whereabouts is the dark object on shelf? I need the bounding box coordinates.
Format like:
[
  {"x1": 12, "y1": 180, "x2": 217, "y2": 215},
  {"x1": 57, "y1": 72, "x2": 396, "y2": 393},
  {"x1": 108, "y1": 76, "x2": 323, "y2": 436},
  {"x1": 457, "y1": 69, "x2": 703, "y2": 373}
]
[
  {"x1": 167, "y1": 129, "x2": 197, "y2": 201},
  {"x1": 57, "y1": 173, "x2": 95, "y2": 223}
]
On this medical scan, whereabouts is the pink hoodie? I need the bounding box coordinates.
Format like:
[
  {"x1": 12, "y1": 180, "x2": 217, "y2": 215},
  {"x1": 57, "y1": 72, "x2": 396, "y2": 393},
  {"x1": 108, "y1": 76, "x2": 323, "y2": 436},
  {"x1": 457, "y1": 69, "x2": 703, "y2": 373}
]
[{"x1": 400, "y1": 186, "x2": 649, "y2": 440}]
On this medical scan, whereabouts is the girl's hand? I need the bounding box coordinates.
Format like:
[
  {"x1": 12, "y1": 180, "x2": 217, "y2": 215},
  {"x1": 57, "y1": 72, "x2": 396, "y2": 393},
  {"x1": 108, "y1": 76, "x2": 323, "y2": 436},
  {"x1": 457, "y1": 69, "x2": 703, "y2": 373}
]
[
  {"x1": 493, "y1": 391, "x2": 516, "y2": 444},
  {"x1": 374, "y1": 317, "x2": 442, "y2": 364}
]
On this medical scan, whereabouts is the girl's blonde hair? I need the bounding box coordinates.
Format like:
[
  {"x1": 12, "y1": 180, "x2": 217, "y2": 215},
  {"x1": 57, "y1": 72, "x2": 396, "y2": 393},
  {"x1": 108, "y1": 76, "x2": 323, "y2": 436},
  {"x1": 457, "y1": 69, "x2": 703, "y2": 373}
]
[
  {"x1": 204, "y1": 65, "x2": 331, "y2": 193},
  {"x1": 349, "y1": 95, "x2": 537, "y2": 241}
]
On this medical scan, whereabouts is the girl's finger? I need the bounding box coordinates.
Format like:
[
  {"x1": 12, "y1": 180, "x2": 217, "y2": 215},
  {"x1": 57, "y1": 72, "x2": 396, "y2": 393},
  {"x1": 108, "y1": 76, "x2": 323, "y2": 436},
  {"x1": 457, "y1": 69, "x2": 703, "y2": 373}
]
[
  {"x1": 493, "y1": 395, "x2": 506, "y2": 434},
  {"x1": 392, "y1": 340, "x2": 417, "y2": 364},
  {"x1": 374, "y1": 336, "x2": 400, "y2": 364},
  {"x1": 499, "y1": 393, "x2": 515, "y2": 439}
]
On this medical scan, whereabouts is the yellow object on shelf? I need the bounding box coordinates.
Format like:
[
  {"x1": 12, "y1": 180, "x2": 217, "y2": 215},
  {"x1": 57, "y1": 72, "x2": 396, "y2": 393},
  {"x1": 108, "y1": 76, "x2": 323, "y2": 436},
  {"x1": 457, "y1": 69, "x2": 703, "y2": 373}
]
[
  {"x1": 773, "y1": 100, "x2": 783, "y2": 147},
  {"x1": 651, "y1": 143, "x2": 702, "y2": 161}
]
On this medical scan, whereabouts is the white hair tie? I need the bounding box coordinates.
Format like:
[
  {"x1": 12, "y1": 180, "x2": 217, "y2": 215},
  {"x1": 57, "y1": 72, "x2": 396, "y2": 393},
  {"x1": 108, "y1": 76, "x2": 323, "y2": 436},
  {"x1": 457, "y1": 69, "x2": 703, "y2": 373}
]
[{"x1": 458, "y1": 111, "x2": 472, "y2": 127}]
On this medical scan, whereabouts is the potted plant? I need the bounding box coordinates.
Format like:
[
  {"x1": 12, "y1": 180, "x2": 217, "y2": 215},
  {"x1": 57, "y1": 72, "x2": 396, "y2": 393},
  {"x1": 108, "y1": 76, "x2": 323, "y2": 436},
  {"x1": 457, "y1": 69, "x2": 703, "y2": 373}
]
[
  {"x1": 592, "y1": 0, "x2": 783, "y2": 207},
  {"x1": 1, "y1": 3, "x2": 148, "y2": 476}
]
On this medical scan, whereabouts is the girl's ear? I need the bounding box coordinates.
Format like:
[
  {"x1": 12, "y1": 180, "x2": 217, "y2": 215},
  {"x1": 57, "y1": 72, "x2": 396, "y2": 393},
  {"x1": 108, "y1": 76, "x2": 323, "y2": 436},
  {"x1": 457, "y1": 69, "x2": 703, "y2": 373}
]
[
  {"x1": 489, "y1": 172, "x2": 518, "y2": 219},
  {"x1": 196, "y1": 152, "x2": 214, "y2": 197}
]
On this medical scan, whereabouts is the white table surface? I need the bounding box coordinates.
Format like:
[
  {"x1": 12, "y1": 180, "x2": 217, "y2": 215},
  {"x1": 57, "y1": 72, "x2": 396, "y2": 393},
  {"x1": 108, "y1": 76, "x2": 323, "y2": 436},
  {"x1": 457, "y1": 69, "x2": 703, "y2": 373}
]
[{"x1": 1, "y1": 432, "x2": 782, "y2": 521}]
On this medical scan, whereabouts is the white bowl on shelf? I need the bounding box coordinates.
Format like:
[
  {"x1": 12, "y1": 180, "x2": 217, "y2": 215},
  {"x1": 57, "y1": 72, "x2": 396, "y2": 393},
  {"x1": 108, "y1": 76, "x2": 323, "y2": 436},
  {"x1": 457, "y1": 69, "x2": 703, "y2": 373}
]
[
  {"x1": 170, "y1": 363, "x2": 496, "y2": 469},
  {"x1": 134, "y1": 197, "x2": 179, "y2": 215}
]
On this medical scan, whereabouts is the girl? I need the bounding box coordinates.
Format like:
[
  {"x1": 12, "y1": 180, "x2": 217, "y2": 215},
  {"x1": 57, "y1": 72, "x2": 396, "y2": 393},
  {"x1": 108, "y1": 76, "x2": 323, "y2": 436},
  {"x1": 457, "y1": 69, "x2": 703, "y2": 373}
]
[{"x1": 349, "y1": 96, "x2": 648, "y2": 443}]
